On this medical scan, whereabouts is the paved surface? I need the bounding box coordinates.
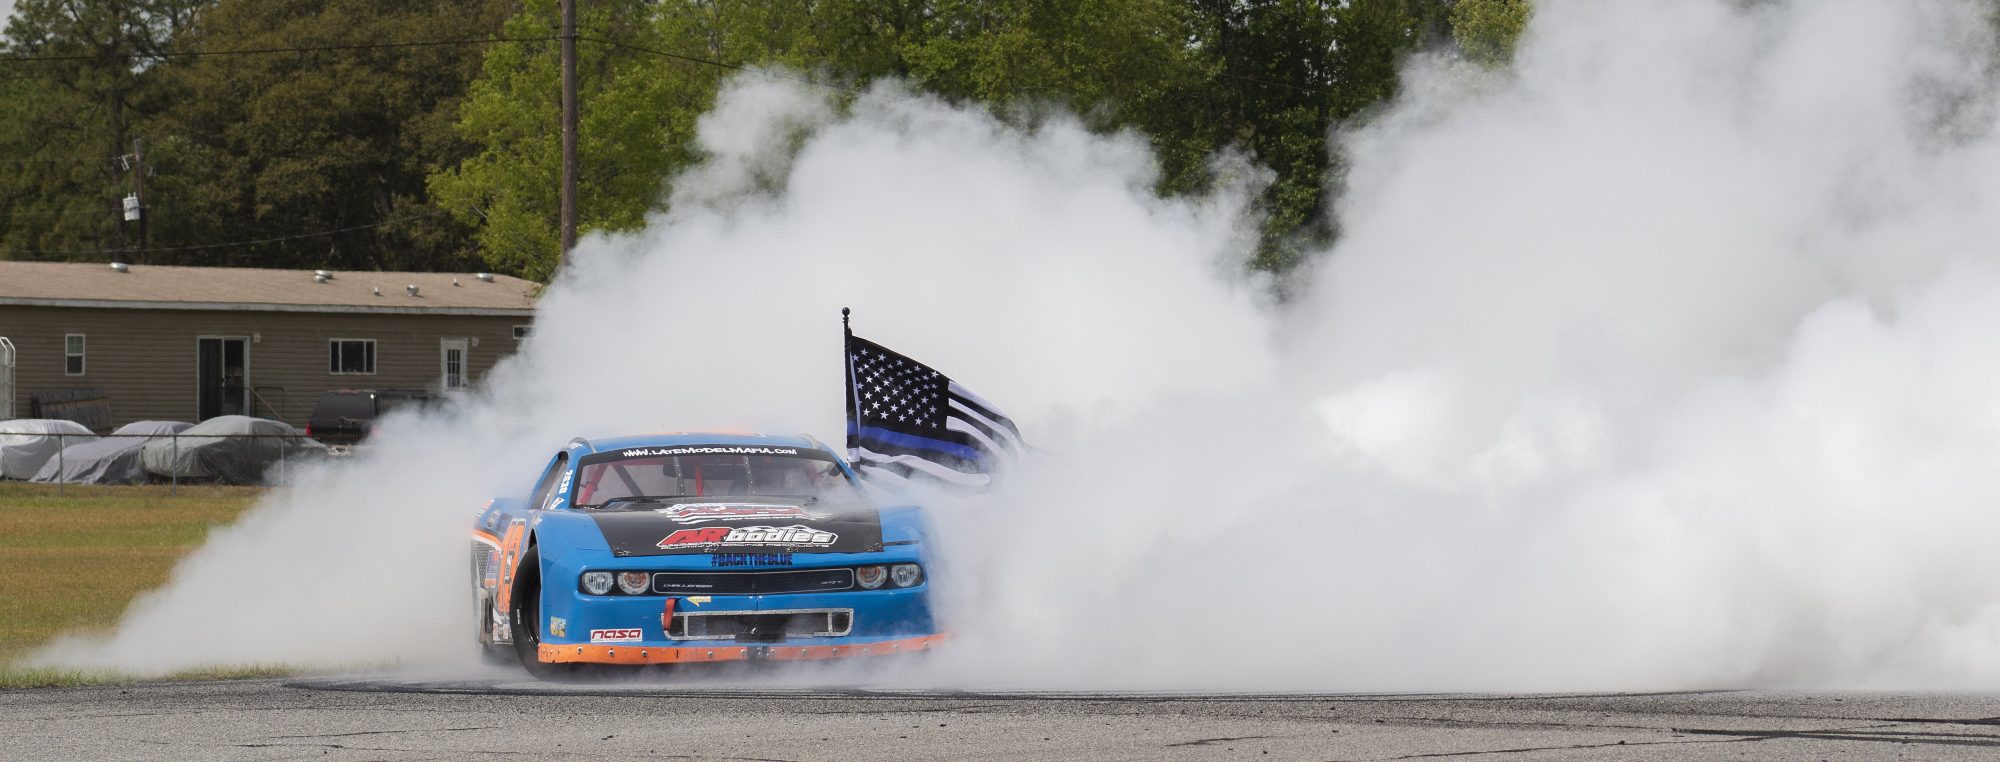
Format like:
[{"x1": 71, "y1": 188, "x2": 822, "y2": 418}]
[{"x1": 4, "y1": 676, "x2": 2000, "y2": 760}]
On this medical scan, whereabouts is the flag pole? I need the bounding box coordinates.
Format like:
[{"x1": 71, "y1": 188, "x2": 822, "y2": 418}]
[{"x1": 842, "y1": 308, "x2": 861, "y2": 462}]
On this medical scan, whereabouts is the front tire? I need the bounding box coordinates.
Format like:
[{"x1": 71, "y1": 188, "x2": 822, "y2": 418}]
[{"x1": 507, "y1": 546, "x2": 576, "y2": 679}]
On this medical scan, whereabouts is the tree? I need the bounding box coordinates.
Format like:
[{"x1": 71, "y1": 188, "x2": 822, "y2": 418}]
[
  {"x1": 1178, "y1": 0, "x2": 1451, "y2": 271},
  {"x1": 430, "y1": 0, "x2": 697, "y2": 281},
  {"x1": 0, "y1": 0, "x2": 205, "y2": 261},
  {"x1": 1451, "y1": 0, "x2": 1530, "y2": 66},
  {"x1": 5, "y1": 0, "x2": 1534, "y2": 276},
  {"x1": 142, "y1": 0, "x2": 509, "y2": 270},
  {"x1": 436, "y1": 0, "x2": 1229, "y2": 278}
]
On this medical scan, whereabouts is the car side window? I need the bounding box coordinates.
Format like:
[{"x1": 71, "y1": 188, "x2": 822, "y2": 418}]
[{"x1": 527, "y1": 453, "x2": 569, "y2": 509}]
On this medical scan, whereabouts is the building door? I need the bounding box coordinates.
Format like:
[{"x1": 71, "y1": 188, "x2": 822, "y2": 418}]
[
  {"x1": 0, "y1": 337, "x2": 14, "y2": 419},
  {"x1": 440, "y1": 338, "x2": 468, "y2": 390},
  {"x1": 197, "y1": 337, "x2": 250, "y2": 420}
]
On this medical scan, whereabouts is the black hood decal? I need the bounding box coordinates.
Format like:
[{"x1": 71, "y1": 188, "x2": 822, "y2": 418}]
[{"x1": 589, "y1": 500, "x2": 883, "y2": 556}]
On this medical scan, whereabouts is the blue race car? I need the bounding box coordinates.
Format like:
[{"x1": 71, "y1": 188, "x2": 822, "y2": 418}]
[{"x1": 471, "y1": 433, "x2": 943, "y2": 676}]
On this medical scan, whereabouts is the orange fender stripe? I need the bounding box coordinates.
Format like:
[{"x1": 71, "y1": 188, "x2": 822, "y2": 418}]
[
  {"x1": 763, "y1": 634, "x2": 949, "y2": 661},
  {"x1": 494, "y1": 521, "x2": 527, "y2": 611}
]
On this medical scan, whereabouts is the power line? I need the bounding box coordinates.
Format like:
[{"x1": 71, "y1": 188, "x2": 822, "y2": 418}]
[
  {"x1": 4, "y1": 205, "x2": 174, "y2": 219},
  {"x1": 577, "y1": 36, "x2": 857, "y2": 94},
  {"x1": 2, "y1": 155, "x2": 122, "y2": 164},
  {"x1": 574, "y1": 36, "x2": 1289, "y2": 170},
  {"x1": 0, "y1": 28, "x2": 1342, "y2": 96},
  {"x1": 0, "y1": 36, "x2": 555, "y2": 64},
  {"x1": 0, "y1": 211, "x2": 448, "y2": 257},
  {"x1": 1215, "y1": 69, "x2": 1339, "y2": 97}
]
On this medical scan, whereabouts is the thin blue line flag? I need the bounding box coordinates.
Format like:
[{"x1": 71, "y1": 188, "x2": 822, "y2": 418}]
[{"x1": 844, "y1": 331, "x2": 1024, "y2": 490}]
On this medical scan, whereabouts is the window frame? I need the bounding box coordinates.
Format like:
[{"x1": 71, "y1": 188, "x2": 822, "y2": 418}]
[
  {"x1": 328, "y1": 338, "x2": 378, "y2": 376},
  {"x1": 64, "y1": 333, "x2": 85, "y2": 376},
  {"x1": 528, "y1": 453, "x2": 570, "y2": 510}
]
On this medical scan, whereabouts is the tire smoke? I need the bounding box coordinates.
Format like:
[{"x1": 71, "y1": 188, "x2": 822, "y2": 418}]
[{"x1": 36, "y1": 0, "x2": 2000, "y2": 691}]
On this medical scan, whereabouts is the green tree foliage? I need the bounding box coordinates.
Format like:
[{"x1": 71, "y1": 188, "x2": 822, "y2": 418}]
[
  {"x1": 1451, "y1": 0, "x2": 1530, "y2": 66},
  {"x1": 437, "y1": 0, "x2": 1478, "y2": 278},
  {"x1": 1180, "y1": 0, "x2": 1451, "y2": 271},
  {"x1": 0, "y1": 0, "x2": 203, "y2": 259},
  {"x1": 143, "y1": 0, "x2": 510, "y2": 269},
  {"x1": 3, "y1": 0, "x2": 1531, "y2": 278},
  {"x1": 904, "y1": 0, "x2": 1200, "y2": 118},
  {"x1": 430, "y1": 0, "x2": 716, "y2": 282},
  {"x1": 0, "y1": 0, "x2": 507, "y2": 269}
]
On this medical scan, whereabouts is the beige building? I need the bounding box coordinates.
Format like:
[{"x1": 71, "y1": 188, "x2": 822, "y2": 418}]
[{"x1": 0, "y1": 262, "x2": 538, "y2": 429}]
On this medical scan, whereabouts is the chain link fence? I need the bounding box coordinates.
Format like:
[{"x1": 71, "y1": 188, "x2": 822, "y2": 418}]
[{"x1": 0, "y1": 430, "x2": 328, "y2": 495}]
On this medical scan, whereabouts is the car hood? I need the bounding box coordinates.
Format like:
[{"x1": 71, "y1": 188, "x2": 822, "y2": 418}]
[{"x1": 587, "y1": 499, "x2": 885, "y2": 557}]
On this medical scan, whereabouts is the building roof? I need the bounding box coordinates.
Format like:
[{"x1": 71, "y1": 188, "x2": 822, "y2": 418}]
[{"x1": 0, "y1": 261, "x2": 538, "y2": 316}]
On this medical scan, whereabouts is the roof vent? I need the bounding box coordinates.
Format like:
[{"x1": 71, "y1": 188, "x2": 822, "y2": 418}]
[
  {"x1": 406, "y1": 284, "x2": 420, "y2": 297},
  {"x1": 373, "y1": 287, "x2": 381, "y2": 296},
  {"x1": 314, "y1": 269, "x2": 333, "y2": 280},
  {"x1": 452, "y1": 278, "x2": 461, "y2": 287},
  {"x1": 475, "y1": 272, "x2": 494, "y2": 282},
  {"x1": 109, "y1": 262, "x2": 129, "y2": 273}
]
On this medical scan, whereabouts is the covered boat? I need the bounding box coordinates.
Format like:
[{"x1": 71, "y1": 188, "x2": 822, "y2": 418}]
[
  {"x1": 33, "y1": 420, "x2": 193, "y2": 484},
  {"x1": 141, "y1": 416, "x2": 327, "y2": 484},
  {"x1": 0, "y1": 419, "x2": 96, "y2": 480}
]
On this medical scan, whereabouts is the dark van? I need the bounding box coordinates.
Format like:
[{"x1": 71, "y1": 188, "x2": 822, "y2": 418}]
[{"x1": 306, "y1": 389, "x2": 435, "y2": 446}]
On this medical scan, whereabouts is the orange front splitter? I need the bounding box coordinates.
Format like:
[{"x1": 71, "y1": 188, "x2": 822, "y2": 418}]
[{"x1": 539, "y1": 633, "x2": 948, "y2": 665}]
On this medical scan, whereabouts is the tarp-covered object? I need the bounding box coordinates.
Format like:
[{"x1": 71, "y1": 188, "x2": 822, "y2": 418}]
[
  {"x1": 141, "y1": 416, "x2": 328, "y2": 484},
  {"x1": 33, "y1": 420, "x2": 192, "y2": 484},
  {"x1": 0, "y1": 419, "x2": 96, "y2": 480}
]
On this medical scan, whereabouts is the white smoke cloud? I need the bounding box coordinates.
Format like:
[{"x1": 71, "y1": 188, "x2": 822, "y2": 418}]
[
  {"x1": 35, "y1": 0, "x2": 2000, "y2": 692},
  {"x1": 30, "y1": 78, "x2": 1275, "y2": 678}
]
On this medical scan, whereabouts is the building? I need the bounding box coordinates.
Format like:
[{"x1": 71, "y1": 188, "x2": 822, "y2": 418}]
[{"x1": 0, "y1": 261, "x2": 538, "y2": 429}]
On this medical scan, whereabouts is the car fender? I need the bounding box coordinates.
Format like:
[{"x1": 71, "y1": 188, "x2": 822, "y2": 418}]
[{"x1": 876, "y1": 504, "x2": 930, "y2": 546}]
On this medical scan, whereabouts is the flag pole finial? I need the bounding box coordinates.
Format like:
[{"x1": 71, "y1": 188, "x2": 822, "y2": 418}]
[{"x1": 841, "y1": 307, "x2": 851, "y2": 331}]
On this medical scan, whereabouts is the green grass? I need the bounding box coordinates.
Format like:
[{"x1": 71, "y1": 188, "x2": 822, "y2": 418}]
[
  {"x1": 0, "y1": 663, "x2": 296, "y2": 690},
  {"x1": 0, "y1": 483, "x2": 264, "y2": 686}
]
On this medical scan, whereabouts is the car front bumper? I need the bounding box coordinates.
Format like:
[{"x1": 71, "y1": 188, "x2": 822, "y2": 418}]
[
  {"x1": 534, "y1": 551, "x2": 942, "y2": 664},
  {"x1": 539, "y1": 632, "x2": 947, "y2": 664}
]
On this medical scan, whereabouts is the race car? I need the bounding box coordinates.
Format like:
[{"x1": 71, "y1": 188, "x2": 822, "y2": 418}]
[{"x1": 470, "y1": 432, "x2": 943, "y2": 676}]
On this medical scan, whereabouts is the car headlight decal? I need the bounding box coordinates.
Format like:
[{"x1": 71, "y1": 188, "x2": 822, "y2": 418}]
[
  {"x1": 617, "y1": 571, "x2": 650, "y2": 595},
  {"x1": 855, "y1": 565, "x2": 887, "y2": 589}
]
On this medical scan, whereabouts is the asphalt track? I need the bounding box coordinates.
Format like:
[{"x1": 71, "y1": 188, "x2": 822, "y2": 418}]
[{"x1": 6, "y1": 677, "x2": 2000, "y2": 761}]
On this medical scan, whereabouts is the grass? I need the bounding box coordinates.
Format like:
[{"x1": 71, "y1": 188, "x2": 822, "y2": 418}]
[
  {"x1": 0, "y1": 663, "x2": 296, "y2": 690},
  {"x1": 0, "y1": 482, "x2": 264, "y2": 687}
]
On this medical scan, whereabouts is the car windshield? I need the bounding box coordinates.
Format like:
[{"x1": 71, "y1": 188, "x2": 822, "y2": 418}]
[{"x1": 572, "y1": 447, "x2": 858, "y2": 508}]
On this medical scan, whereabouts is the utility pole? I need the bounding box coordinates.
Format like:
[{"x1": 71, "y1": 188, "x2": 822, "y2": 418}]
[
  {"x1": 558, "y1": 0, "x2": 579, "y2": 266},
  {"x1": 132, "y1": 137, "x2": 148, "y2": 263}
]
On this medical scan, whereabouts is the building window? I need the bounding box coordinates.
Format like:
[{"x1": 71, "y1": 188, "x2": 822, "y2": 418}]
[
  {"x1": 512, "y1": 325, "x2": 531, "y2": 340},
  {"x1": 64, "y1": 334, "x2": 85, "y2": 376},
  {"x1": 329, "y1": 339, "x2": 376, "y2": 375}
]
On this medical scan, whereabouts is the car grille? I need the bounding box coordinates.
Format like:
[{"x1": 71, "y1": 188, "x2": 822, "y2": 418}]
[
  {"x1": 652, "y1": 568, "x2": 855, "y2": 595},
  {"x1": 667, "y1": 609, "x2": 854, "y2": 642}
]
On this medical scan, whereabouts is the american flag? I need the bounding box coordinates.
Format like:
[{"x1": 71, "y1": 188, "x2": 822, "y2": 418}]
[{"x1": 845, "y1": 332, "x2": 1024, "y2": 489}]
